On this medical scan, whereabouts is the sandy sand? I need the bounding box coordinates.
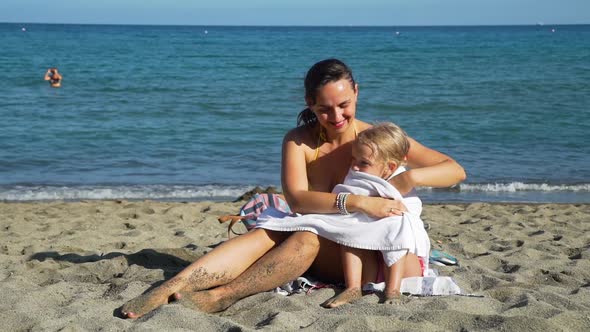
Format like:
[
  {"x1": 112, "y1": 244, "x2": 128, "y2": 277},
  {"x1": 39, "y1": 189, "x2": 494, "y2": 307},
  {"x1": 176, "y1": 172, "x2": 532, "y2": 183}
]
[{"x1": 0, "y1": 200, "x2": 589, "y2": 331}]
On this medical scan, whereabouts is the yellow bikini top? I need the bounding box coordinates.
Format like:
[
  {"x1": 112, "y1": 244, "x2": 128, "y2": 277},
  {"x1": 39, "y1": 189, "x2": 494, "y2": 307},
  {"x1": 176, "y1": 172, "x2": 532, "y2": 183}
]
[{"x1": 313, "y1": 121, "x2": 358, "y2": 161}]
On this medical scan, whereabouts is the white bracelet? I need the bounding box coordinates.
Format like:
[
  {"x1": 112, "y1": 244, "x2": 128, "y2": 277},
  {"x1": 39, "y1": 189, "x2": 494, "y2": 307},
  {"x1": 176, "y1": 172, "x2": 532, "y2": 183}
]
[{"x1": 336, "y1": 193, "x2": 350, "y2": 215}]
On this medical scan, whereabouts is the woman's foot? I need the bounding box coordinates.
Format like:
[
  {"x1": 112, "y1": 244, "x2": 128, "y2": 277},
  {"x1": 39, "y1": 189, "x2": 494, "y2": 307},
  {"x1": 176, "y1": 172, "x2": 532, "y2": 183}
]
[
  {"x1": 176, "y1": 288, "x2": 237, "y2": 313},
  {"x1": 120, "y1": 289, "x2": 176, "y2": 319},
  {"x1": 321, "y1": 287, "x2": 362, "y2": 308}
]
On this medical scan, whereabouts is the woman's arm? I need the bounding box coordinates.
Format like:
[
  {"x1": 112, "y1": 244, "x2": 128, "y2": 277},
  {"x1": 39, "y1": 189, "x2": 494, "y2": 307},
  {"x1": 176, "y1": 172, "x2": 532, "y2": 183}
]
[
  {"x1": 390, "y1": 137, "x2": 467, "y2": 195},
  {"x1": 281, "y1": 129, "x2": 340, "y2": 214},
  {"x1": 281, "y1": 128, "x2": 408, "y2": 218}
]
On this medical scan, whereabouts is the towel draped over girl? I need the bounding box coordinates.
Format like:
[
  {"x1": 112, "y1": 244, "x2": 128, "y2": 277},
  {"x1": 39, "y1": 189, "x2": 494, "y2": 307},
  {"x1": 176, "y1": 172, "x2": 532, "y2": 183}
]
[{"x1": 256, "y1": 168, "x2": 430, "y2": 269}]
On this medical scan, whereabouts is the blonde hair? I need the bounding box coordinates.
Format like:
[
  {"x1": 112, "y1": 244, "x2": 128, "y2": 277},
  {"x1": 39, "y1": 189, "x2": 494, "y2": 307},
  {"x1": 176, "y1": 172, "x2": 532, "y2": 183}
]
[{"x1": 356, "y1": 122, "x2": 409, "y2": 166}]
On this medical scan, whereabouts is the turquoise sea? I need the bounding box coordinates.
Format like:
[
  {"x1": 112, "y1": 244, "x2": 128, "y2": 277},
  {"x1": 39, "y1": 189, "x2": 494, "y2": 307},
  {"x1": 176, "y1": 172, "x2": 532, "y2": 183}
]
[{"x1": 1, "y1": 23, "x2": 589, "y2": 202}]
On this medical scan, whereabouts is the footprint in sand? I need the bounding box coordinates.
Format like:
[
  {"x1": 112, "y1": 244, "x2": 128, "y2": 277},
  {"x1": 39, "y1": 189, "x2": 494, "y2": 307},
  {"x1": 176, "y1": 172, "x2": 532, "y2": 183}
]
[
  {"x1": 141, "y1": 207, "x2": 156, "y2": 215},
  {"x1": 566, "y1": 247, "x2": 583, "y2": 260},
  {"x1": 480, "y1": 274, "x2": 501, "y2": 290},
  {"x1": 489, "y1": 240, "x2": 513, "y2": 252},
  {"x1": 124, "y1": 223, "x2": 136, "y2": 230},
  {"x1": 118, "y1": 212, "x2": 140, "y2": 219},
  {"x1": 528, "y1": 230, "x2": 545, "y2": 236},
  {"x1": 489, "y1": 287, "x2": 529, "y2": 309},
  {"x1": 113, "y1": 241, "x2": 127, "y2": 249},
  {"x1": 499, "y1": 261, "x2": 520, "y2": 274}
]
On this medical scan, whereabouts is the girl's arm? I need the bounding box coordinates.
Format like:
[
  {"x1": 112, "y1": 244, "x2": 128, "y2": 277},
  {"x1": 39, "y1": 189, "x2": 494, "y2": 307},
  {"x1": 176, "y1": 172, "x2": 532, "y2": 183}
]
[{"x1": 390, "y1": 137, "x2": 467, "y2": 195}]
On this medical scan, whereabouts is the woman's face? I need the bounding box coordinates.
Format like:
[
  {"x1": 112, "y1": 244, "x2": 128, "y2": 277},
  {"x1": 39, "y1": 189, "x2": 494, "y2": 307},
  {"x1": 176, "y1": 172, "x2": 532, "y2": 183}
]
[{"x1": 309, "y1": 79, "x2": 358, "y2": 135}]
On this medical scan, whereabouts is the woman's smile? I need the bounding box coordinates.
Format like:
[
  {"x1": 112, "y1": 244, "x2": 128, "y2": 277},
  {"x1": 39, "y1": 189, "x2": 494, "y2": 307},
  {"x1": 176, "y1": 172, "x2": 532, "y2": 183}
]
[{"x1": 332, "y1": 119, "x2": 347, "y2": 129}]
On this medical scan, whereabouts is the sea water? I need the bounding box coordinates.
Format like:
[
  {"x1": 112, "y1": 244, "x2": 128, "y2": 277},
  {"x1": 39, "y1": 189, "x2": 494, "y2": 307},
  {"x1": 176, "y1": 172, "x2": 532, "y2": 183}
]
[{"x1": 1, "y1": 24, "x2": 589, "y2": 202}]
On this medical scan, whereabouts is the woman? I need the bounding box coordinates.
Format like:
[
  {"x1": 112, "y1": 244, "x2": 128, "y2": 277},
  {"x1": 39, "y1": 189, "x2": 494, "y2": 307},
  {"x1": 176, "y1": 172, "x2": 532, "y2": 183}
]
[
  {"x1": 44, "y1": 68, "x2": 62, "y2": 88},
  {"x1": 120, "y1": 59, "x2": 466, "y2": 318}
]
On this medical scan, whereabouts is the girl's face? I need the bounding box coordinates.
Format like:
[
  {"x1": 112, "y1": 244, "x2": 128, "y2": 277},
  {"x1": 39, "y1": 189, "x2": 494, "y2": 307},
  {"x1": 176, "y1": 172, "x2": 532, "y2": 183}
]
[
  {"x1": 309, "y1": 79, "x2": 358, "y2": 135},
  {"x1": 351, "y1": 141, "x2": 389, "y2": 178}
]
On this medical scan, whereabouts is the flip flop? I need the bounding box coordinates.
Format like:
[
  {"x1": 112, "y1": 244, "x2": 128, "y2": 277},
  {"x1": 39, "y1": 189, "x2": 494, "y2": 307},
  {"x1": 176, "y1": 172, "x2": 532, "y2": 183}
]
[{"x1": 429, "y1": 249, "x2": 458, "y2": 266}]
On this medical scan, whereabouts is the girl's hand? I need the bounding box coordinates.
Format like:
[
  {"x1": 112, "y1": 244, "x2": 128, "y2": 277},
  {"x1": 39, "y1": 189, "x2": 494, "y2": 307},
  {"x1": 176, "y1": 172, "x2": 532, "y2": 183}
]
[{"x1": 357, "y1": 196, "x2": 407, "y2": 219}]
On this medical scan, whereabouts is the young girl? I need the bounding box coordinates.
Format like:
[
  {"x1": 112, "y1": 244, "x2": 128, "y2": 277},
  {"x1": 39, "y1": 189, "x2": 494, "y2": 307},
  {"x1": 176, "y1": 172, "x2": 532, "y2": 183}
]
[{"x1": 325, "y1": 122, "x2": 427, "y2": 307}]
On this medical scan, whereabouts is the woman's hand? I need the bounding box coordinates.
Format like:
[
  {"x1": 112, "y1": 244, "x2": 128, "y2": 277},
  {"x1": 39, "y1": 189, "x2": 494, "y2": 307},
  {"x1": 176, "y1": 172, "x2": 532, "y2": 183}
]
[{"x1": 354, "y1": 196, "x2": 407, "y2": 219}]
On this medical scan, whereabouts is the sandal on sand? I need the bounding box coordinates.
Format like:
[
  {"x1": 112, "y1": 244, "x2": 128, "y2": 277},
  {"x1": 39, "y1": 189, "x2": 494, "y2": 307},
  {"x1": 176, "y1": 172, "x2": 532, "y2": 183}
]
[{"x1": 429, "y1": 250, "x2": 458, "y2": 266}]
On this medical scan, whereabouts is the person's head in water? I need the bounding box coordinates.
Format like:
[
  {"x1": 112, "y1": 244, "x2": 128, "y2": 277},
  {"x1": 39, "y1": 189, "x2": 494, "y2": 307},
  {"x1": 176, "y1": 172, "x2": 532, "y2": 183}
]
[
  {"x1": 351, "y1": 122, "x2": 409, "y2": 179},
  {"x1": 297, "y1": 59, "x2": 358, "y2": 129}
]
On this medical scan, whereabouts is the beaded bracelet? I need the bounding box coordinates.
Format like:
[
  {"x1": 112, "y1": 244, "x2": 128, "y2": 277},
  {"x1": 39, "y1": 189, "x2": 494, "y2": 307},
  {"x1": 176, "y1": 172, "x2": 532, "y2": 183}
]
[{"x1": 336, "y1": 192, "x2": 350, "y2": 215}]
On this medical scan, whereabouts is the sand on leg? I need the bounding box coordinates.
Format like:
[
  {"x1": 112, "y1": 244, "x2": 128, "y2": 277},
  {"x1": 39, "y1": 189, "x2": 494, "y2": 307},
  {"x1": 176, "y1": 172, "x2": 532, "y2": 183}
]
[
  {"x1": 120, "y1": 228, "x2": 287, "y2": 318},
  {"x1": 176, "y1": 231, "x2": 329, "y2": 313}
]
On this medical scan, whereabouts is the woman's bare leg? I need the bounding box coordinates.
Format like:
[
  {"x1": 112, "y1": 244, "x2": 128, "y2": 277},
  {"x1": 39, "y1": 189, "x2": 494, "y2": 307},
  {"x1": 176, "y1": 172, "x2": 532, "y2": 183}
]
[
  {"x1": 120, "y1": 229, "x2": 287, "y2": 318},
  {"x1": 177, "y1": 231, "x2": 326, "y2": 313}
]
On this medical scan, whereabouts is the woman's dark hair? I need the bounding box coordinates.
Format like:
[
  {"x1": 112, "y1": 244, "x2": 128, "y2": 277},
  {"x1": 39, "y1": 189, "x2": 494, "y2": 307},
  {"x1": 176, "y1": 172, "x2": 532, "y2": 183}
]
[{"x1": 297, "y1": 59, "x2": 356, "y2": 126}]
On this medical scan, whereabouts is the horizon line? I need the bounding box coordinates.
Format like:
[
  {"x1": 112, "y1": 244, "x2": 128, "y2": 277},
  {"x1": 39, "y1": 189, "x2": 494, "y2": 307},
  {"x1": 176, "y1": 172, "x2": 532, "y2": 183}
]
[{"x1": 2, "y1": 21, "x2": 589, "y2": 28}]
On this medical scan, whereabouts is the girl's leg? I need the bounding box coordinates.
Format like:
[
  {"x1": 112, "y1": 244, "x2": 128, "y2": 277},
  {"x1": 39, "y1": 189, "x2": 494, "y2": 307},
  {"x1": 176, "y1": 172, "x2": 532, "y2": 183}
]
[
  {"x1": 383, "y1": 252, "x2": 422, "y2": 301},
  {"x1": 176, "y1": 231, "x2": 334, "y2": 313},
  {"x1": 121, "y1": 228, "x2": 288, "y2": 318},
  {"x1": 342, "y1": 246, "x2": 364, "y2": 289},
  {"x1": 322, "y1": 247, "x2": 378, "y2": 308}
]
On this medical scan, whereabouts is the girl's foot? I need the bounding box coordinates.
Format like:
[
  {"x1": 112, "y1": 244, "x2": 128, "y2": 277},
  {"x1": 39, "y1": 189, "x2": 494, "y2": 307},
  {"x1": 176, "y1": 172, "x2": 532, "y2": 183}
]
[{"x1": 321, "y1": 287, "x2": 362, "y2": 308}]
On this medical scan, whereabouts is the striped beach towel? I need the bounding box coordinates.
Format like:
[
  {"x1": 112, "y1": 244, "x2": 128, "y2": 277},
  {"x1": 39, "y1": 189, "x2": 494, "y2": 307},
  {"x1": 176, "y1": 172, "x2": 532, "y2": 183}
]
[
  {"x1": 239, "y1": 193, "x2": 292, "y2": 230},
  {"x1": 218, "y1": 193, "x2": 293, "y2": 237}
]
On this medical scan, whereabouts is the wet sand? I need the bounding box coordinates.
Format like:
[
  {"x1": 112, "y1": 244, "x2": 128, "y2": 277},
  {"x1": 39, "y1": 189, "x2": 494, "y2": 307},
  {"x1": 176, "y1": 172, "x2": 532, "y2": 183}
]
[{"x1": 0, "y1": 201, "x2": 588, "y2": 331}]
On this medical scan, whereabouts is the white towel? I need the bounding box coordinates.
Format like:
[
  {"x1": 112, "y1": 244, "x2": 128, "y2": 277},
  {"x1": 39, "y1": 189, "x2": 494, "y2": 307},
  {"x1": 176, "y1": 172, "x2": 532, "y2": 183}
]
[
  {"x1": 256, "y1": 168, "x2": 430, "y2": 268},
  {"x1": 364, "y1": 277, "x2": 464, "y2": 296},
  {"x1": 275, "y1": 270, "x2": 479, "y2": 298}
]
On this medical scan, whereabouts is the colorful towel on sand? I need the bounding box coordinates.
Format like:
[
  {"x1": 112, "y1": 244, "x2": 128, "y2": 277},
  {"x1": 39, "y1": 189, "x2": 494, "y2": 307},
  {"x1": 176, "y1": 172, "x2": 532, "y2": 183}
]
[{"x1": 239, "y1": 193, "x2": 292, "y2": 230}]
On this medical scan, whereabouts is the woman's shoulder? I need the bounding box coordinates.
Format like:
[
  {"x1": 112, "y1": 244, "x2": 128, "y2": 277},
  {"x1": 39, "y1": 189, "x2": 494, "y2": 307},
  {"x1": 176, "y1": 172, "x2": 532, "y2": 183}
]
[
  {"x1": 283, "y1": 123, "x2": 316, "y2": 145},
  {"x1": 355, "y1": 119, "x2": 372, "y2": 132}
]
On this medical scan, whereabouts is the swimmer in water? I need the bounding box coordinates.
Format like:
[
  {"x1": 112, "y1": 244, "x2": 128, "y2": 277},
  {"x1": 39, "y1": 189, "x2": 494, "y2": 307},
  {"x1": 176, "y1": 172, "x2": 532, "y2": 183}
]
[{"x1": 44, "y1": 68, "x2": 62, "y2": 88}]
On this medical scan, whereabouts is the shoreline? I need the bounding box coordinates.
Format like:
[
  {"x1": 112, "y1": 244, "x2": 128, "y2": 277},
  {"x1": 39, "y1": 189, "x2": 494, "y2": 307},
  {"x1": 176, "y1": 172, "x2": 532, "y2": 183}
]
[
  {"x1": 1, "y1": 200, "x2": 589, "y2": 331},
  {"x1": 2, "y1": 197, "x2": 590, "y2": 204},
  {"x1": 2, "y1": 183, "x2": 589, "y2": 204}
]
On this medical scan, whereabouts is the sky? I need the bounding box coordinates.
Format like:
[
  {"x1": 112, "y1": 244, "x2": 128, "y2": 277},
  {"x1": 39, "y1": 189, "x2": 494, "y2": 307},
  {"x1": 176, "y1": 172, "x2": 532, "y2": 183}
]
[{"x1": 1, "y1": 0, "x2": 589, "y2": 26}]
